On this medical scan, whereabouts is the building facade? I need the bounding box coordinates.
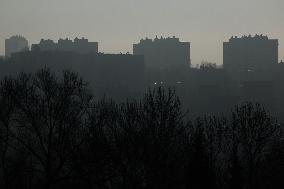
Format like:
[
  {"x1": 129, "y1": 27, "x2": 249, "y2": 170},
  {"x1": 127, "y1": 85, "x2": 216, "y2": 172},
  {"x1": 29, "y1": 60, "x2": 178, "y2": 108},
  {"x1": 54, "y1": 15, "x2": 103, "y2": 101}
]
[
  {"x1": 223, "y1": 35, "x2": 278, "y2": 71},
  {"x1": 31, "y1": 38, "x2": 98, "y2": 54},
  {"x1": 3, "y1": 50, "x2": 145, "y2": 100},
  {"x1": 5, "y1": 35, "x2": 29, "y2": 57},
  {"x1": 133, "y1": 36, "x2": 191, "y2": 69}
]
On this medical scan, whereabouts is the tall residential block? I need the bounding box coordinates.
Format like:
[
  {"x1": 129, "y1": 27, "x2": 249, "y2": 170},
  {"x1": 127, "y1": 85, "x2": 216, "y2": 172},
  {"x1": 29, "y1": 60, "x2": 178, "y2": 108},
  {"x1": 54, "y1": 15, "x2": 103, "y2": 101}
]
[
  {"x1": 223, "y1": 35, "x2": 278, "y2": 71},
  {"x1": 31, "y1": 37, "x2": 98, "y2": 54},
  {"x1": 5, "y1": 35, "x2": 29, "y2": 57},
  {"x1": 133, "y1": 36, "x2": 191, "y2": 69}
]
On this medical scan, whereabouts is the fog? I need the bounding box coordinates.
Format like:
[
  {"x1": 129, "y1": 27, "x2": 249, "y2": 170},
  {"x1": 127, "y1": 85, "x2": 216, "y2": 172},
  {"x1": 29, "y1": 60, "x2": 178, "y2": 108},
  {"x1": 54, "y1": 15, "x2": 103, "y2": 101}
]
[
  {"x1": 1, "y1": 0, "x2": 284, "y2": 64},
  {"x1": 0, "y1": 1, "x2": 284, "y2": 189}
]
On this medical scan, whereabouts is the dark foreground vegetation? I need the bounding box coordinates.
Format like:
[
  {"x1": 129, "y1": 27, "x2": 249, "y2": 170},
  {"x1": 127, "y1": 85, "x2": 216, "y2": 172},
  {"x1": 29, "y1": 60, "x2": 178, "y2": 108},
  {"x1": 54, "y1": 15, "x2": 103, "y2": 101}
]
[{"x1": 0, "y1": 69, "x2": 283, "y2": 189}]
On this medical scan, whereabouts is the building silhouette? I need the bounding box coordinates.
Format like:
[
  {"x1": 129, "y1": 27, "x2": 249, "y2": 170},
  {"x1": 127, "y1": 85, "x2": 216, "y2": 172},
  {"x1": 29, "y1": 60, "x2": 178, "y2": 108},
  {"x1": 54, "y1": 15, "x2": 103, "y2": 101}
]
[
  {"x1": 3, "y1": 51, "x2": 145, "y2": 101},
  {"x1": 133, "y1": 36, "x2": 191, "y2": 69},
  {"x1": 31, "y1": 37, "x2": 98, "y2": 54},
  {"x1": 223, "y1": 35, "x2": 278, "y2": 71},
  {"x1": 5, "y1": 35, "x2": 29, "y2": 57},
  {"x1": 3, "y1": 34, "x2": 284, "y2": 120}
]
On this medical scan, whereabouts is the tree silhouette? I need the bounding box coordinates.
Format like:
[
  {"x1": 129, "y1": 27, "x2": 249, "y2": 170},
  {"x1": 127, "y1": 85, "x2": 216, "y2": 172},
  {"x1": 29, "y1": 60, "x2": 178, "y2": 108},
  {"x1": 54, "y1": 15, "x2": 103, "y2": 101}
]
[
  {"x1": 0, "y1": 68, "x2": 93, "y2": 189},
  {"x1": 0, "y1": 77, "x2": 17, "y2": 188},
  {"x1": 0, "y1": 69, "x2": 283, "y2": 189},
  {"x1": 231, "y1": 102, "x2": 281, "y2": 189}
]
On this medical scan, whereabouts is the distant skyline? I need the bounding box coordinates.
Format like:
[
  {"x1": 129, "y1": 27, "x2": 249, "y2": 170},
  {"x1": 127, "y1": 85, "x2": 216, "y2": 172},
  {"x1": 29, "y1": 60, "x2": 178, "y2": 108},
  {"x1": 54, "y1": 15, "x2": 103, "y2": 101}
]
[{"x1": 1, "y1": 0, "x2": 284, "y2": 64}]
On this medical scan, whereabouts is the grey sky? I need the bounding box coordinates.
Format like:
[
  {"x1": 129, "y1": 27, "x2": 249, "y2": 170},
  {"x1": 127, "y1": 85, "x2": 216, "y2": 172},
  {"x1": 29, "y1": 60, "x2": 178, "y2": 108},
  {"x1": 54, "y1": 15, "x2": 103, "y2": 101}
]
[{"x1": 1, "y1": 0, "x2": 283, "y2": 64}]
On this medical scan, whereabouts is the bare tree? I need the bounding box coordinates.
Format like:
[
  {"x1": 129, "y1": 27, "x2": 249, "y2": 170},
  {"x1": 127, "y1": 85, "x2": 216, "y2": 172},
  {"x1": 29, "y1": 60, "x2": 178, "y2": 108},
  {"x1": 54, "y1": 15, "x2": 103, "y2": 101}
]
[
  {"x1": 117, "y1": 87, "x2": 187, "y2": 189},
  {"x1": 231, "y1": 102, "x2": 280, "y2": 189},
  {"x1": 0, "y1": 77, "x2": 16, "y2": 188},
  {"x1": 0, "y1": 68, "x2": 92, "y2": 189}
]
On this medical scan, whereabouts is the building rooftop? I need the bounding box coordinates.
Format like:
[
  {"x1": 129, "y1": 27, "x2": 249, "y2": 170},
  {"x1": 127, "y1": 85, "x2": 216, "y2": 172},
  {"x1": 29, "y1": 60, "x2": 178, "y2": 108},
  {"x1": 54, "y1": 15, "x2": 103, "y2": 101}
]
[
  {"x1": 39, "y1": 37, "x2": 94, "y2": 44},
  {"x1": 7, "y1": 35, "x2": 28, "y2": 41},
  {"x1": 228, "y1": 34, "x2": 276, "y2": 42},
  {"x1": 138, "y1": 36, "x2": 181, "y2": 44}
]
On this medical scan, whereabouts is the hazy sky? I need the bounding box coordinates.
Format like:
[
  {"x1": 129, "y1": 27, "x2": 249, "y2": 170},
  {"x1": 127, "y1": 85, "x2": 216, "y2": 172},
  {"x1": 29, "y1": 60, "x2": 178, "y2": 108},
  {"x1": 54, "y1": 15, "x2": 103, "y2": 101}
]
[{"x1": 1, "y1": 0, "x2": 283, "y2": 64}]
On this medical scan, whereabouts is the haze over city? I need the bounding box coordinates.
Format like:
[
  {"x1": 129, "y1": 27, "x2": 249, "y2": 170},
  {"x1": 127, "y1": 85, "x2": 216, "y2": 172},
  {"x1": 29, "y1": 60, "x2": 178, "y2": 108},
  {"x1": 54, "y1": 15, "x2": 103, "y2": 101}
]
[
  {"x1": 1, "y1": 0, "x2": 284, "y2": 64},
  {"x1": 1, "y1": 1, "x2": 284, "y2": 189}
]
